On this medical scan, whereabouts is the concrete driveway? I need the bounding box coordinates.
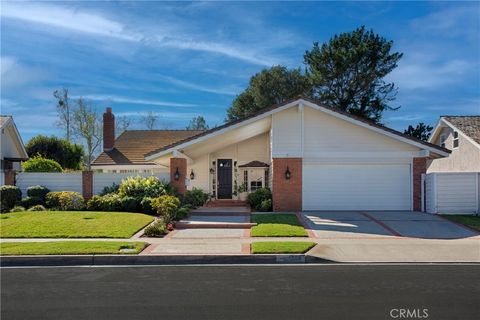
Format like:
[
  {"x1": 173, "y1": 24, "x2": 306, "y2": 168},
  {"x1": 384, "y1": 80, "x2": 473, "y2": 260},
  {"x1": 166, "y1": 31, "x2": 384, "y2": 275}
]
[{"x1": 301, "y1": 211, "x2": 479, "y2": 239}]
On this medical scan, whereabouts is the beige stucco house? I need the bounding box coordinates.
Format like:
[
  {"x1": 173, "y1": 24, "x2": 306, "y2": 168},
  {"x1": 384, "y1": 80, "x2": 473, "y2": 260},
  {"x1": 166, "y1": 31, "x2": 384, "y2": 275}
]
[
  {"x1": 0, "y1": 116, "x2": 28, "y2": 185},
  {"x1": 92, "y1": 98, "x2": 449, "y2": 212}
]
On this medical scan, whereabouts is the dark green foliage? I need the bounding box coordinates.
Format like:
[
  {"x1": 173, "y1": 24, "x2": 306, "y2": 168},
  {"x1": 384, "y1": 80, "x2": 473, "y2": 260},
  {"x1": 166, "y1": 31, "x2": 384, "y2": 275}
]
[
  {"x1": 151, "y1": 195, "x2": 181, "y2": 223},
  {"x1": 227, "y1": 66, "x2": 309, "y2": 120},
  {"x1": 45, "y1": 191, "x2": 85, "y2": 211},
  {"x1": 0, "y1": 185, "x2": 22, "y2": 213},
  {"x1": 183, "y1": 188, "x2": 209, "y2": 208},
  {"x1": 9, "y1": 206, "x2": 26, "y2": 212},
  {"x1": 27, "y1": 185, "x2": 50, "y2": 202},
  {"x1": 176, "y1": 206, "x2": 191, "y2": 220},
  {"x1": 140, "y1": 197, "x2": 156, "y2": 215},
  {"x1": 22, "y1": 156, "x2": 63, "y2": 172},
  {"x1": 120, "y1": 196, "x2": 140, "y2": 212},
  {"x1": 404, "y1": 123, "x2": 434, "y2": 141},
  {"x1": 99, "y1": 183, "x2": 119, "y2": 196},
  {"x1": 21, "y1": 196, "x2": 43, "y2": 209},
  {"x1": 28, "y1": 205, "x2": 47, "y2": 211},
  {"x1": 143, "y1": 220, "x2": 168, "y2": 237},
  {"x1": 247, "y1": 188, "x2": 272, "y2": 212},
  {"x1": 86, "y1": 194, "x2": 122, "y2": 212},
  {"x1": 25, "y1": 135, "x2": 84, "y2": 170},
  {"x1": 304, "y1": 26, "x2": 402, "y2": 122},
  {"x1": 186, "y1": 116, "x2": 209, "y2": 130}
]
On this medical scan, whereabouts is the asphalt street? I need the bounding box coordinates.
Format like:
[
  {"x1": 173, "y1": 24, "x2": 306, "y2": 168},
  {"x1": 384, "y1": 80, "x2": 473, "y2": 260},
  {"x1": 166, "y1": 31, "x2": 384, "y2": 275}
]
[{"x1": 1, "y1": 264, "x2": 479, "y2": 320}]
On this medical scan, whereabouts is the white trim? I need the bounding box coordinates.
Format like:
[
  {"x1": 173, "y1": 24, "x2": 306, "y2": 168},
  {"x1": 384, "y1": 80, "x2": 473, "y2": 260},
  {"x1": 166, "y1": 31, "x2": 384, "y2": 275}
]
[
  {"x1": 421, "y1": 173, "x2": 425, "y2": 212},
  {"x1": 1, "y1": 117, "x2": 28, "y2": 159},
  {"x1": 145, "y1": 98, "x2": 449, "y2": 160},
  {"x1": 432, "y1": 118, "x2": 480, "y2": 150}
]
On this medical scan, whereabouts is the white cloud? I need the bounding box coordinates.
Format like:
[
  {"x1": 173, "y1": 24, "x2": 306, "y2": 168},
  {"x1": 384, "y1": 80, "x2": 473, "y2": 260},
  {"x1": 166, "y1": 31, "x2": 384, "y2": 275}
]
[
  {"x1": 1, "y1": 2, "x2": 278, "y2": 65},
  {"x1": 157, "y1": 75, "x2": 239, "y2": 95},
  {"x1": 1, "y1": 56, "x2": 49, "y2": 91},
  {"x1": 77, "y1": 95, "x2": 198, "y2": 108}
]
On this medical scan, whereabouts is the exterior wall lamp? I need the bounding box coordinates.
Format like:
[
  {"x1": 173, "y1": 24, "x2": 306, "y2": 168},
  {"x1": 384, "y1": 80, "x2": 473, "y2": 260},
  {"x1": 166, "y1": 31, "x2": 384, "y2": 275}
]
[
  {"x1": 174, "y1": 167, "x2": 180, "y2": 181},
  {"x1": 190, "y1": 170, "x2": 195, "y2": 180},
  {"x1": 285, "y1": 166, "x2": 291, "y2": 180}
]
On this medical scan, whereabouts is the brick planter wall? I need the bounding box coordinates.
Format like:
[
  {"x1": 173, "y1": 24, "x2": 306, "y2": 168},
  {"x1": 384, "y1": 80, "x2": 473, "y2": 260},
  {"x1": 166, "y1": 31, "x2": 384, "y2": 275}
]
[
  {"x1": 4, "y1": 170, "x2": 15, "y2": 185},
  {"x1": 272, "y1": 158, "x2": 302, "y2": 212},
  {"x1": 82, "y1": 170, "x2": 93, "y2": 200},
  {"x1": 413, "y1": 157, "x2": 427, "y2": 211},
  {"x1": 170, "y1": 158, "x2": 187, "y2": 195}
]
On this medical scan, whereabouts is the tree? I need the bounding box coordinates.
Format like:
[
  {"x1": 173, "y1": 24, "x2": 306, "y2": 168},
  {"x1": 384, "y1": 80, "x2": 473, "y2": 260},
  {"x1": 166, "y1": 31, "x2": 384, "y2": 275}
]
[
  {"x1": 71, "y1": 98, "x2": 102, "y2": 169},
  {"x1": 404, "y1": 122, "x2": 433, "y2": 141},
  {"x1": 116, "y1": 115, "x2": 131, "y2": 136},
  {"x1": 22, "y1": 156, "x2": 63, "y2": 172},
  {"x1": 304, "y1": 26, "x2": 403, "y2": 122},
  {"x1": 226, "y1": 65, "x2": 309, "y2": 120},
  {"x1": 25, "y1": 135, "x2": 84, "y2": 170},
  {"x1": 142, "y1": 111, "x2": 158, "y2": 130},
  {"x1": 54, "y1": 88, "x2": 73, "y2": 142},
  {"x1": 186, "y1": 116, "x2": 209, "y2": 130}
]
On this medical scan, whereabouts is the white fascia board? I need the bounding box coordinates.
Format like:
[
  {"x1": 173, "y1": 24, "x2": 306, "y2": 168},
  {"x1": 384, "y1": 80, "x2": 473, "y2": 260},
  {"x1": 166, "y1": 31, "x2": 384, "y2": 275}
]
[
  {"x1": 5, "y1": 118, "x2": 28, "y2": 159},
  {"x1": 301, "y1": 100, "x2": 450, "y2": 157},
  {"x1": 145, "y1": 99, "x2": 302, "y2": 161},
  {"x1": 428, "y1": 118, "x2": 446, "y2": 144},
  {"x1": 441, "y1": 118, "x2": 480, "y2": 150}
]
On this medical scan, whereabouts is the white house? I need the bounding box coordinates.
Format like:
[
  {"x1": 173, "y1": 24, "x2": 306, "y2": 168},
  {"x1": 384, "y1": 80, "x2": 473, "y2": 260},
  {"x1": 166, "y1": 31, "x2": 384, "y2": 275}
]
[
  {"x1": 92, "y1": 98, "x2": 449, "y2": 212},
  {"x1": 0, "y1": 116, "x2": 28, "y2": 185}
]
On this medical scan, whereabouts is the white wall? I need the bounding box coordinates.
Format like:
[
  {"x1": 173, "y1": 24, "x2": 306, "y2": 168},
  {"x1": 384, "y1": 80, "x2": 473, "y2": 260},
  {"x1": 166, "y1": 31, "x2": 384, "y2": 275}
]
[
  {"x1": 16, "y1": 173, "x2": 83, "y2": 196},
  {"x1": 426, "y1": 172, "x2": 479, "y2": 214},
  {"x1": 271, "y1": 106, "x2": 302, "y2": 157}
]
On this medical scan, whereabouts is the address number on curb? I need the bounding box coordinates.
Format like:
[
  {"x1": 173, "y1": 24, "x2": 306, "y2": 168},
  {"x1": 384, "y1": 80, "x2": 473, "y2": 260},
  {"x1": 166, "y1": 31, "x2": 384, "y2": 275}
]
[{"x1": 276, "y1": 255, "x2": 305, "y2": 263}]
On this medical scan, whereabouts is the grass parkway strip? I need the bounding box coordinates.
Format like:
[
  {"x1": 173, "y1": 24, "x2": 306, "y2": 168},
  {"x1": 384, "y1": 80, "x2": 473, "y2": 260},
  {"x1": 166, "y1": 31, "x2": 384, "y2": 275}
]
[
  {"x1": 251, "y1": 242, "x2": 316, "y2": 254},
  {"x1": 0, "y1": 241, "x2": 148, "y2": 255},
  {"x1": 251, "y1": 214, "x2": 308, "y2": 237}
]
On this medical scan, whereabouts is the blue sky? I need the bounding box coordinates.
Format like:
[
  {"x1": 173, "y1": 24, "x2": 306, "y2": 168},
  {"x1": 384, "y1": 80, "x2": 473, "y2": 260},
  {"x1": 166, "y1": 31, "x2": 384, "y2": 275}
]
[{"x1": 1, "y1": 1, "x2": 479, "y2": 142}]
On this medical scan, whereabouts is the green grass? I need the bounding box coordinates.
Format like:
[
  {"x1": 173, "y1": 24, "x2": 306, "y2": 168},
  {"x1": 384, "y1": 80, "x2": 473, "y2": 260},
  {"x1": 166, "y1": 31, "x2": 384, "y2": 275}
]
[
  {"x1": 251, "y1": 214, "x2": 308, "y2": 237},
  {"x1": 251, "y1": 242, "x2": 316, "y2": 254},
  {"x1": 441, "y1": 215, "x2": 480, "y2": 231},
  {"x1": 0, "y1": 211, "x2": 154, "y2": 238},
  {"x1": 0, "y1": 241, "x2": 148, "y2": 255}
]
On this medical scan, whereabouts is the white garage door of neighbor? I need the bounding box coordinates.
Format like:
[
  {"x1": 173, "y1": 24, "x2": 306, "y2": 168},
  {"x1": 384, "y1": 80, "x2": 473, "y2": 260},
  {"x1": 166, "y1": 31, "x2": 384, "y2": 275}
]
[{"x1": 303, "y1": 164, "x2": 411, "y2": 211}]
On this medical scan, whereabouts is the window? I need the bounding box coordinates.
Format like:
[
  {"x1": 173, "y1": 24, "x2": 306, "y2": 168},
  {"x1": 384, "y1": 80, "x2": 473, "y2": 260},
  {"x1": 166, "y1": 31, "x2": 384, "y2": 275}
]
[
  {"x1": 264, "y1": 169, "x2": 269, "y2": 188},
  {"x1": 243, "y1": 170, "x2": 248, "y2": 185},
  {"x1": 250, "y1": 180, "x2": 262, "y2": 192},
  {"x1": 440, "y1": 134, "x2": 447, "y2": 148},
  {"x1": 453, "y1": 131, "x2": 459, "y2": 148}
]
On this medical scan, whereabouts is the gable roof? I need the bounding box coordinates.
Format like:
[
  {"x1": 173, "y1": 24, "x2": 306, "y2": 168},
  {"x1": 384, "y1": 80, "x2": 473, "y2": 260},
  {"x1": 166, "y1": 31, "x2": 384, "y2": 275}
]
[
  {"x1": 442, "y1": 116, "x2": 480, "y2": 145},
  {"x1": 238, "y1": 160, "x2": 269, "y2": 168},
  {"x1": 92, "y1": 130, "x2": 203, "y2": 166},
  {"x1": 145, "y1": 97, "x2": 450, "y2": 160},
  {"x1": 0, "y1": 115, "x2": 28, "y2": 160}
]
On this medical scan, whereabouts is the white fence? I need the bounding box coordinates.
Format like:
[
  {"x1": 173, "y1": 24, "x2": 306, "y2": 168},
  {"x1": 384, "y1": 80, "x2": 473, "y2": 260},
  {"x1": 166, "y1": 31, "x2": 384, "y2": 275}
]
[
  {"x1": 16, "y1": 172, "x2": 83, "y2": 196},
  {"x1": 425, "y1": 172, "x2": 479, "y2": 214},
  {"x1": 92, "y1": 172, "x2": 169, "y2": 195},
  {"x1": 16, "y1": 172, "x2": 170, "y2": 197}
]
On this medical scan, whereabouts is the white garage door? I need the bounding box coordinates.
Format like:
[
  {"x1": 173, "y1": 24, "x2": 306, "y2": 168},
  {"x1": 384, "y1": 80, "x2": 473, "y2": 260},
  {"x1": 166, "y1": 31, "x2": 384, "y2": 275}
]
[{"x1": 303, "y1": 163, "x2": 411, "y2": 210}]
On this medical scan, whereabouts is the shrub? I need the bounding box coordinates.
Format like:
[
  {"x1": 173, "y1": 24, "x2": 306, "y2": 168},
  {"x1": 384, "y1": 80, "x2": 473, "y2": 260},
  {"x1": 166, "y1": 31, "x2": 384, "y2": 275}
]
[
  {"x1": 22, "y1": 156, "x2": 63, "y2": 172},
  {"x1": 100, "y1": 183, "x2": 119, "y2": 196},
  {"x1": 176, "y1": 206, "x2": 191, "y2": 220},
  {"x1": 10, "y1": 206, "x2": 26, "y2": 212},
  {"x1": 27, "y1": 185, "x2": 50, "y2": 202},
  {"x1": 86, "y1": 194, "x2": 122, "y2": 211},
  {"x1": 151, "y1": 195, "x2": 181, "y2": 223},
  {"x1": 118, "y1": 176, "x2": 168, "y2": 199},
  {"x1": 28, "y1": 204, "x2": 46, "y2": 211},
  {"x1": 183, "y1": 188, "x2": 209, "y2": 208},
  {"x1": 143, "y1": 219, "x2": 168, "y2": 237},
  {"x1": 120, "y1": 196, "x2": 140, "y2": 212},
  {"x1": 0, "y1": 185, "x2": 21, "y2": 213},
  {"x1": 25, "y1": 135, "x2": 84, "y2": 170},
  {"x1": 21, "y1": 196, "x2": 43, "y2": 209},
  {"x1": 46, "y1": 191, "x2": 85, "y2": 210},
  {"x1": 259, "y1": 199, "x2": 272, "y2": 212},
  {"x1": 247, "y1": 188, "x2": 272, "y2": 212},
  {"x1": 140, "y1": 197, "x2": 156, "y2": 215}
]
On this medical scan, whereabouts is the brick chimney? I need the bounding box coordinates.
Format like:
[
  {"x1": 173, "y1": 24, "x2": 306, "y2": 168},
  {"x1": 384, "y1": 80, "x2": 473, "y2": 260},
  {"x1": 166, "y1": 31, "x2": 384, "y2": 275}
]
[{"x1": 103, "y1": 107, "x2": 115, "y2": 151}]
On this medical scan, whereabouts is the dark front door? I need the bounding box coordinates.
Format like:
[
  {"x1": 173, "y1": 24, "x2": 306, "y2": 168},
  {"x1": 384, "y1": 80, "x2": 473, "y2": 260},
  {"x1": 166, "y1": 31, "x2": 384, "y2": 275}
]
[{"x1": 217, "y1": 159, "x2": 232, "y2": 199}]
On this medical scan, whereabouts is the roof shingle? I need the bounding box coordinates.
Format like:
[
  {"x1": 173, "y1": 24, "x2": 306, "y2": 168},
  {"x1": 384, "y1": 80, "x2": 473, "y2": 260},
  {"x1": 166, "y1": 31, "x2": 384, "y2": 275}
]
[{"x1": 443, "y1": 116, "x2": 480, "y2": 145}]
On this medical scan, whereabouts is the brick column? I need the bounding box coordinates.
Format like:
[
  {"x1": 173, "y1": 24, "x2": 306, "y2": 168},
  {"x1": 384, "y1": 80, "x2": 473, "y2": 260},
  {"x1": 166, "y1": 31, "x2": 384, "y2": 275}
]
[
  {"x1": 82, "y1": 170, "x2": 93, "y2": 200},
  {"x1": 413, "y1": 157, "x2": 427, "y2": 212},
  {"x1": 272, "y1": 158, "x2": 302, "y2": 212},
  {"x1": 4, "y1": 170, "x2": 15, "y2": 185},
  {"x1": 170, "y1": 158, "x2": 187, "y2": 195}
]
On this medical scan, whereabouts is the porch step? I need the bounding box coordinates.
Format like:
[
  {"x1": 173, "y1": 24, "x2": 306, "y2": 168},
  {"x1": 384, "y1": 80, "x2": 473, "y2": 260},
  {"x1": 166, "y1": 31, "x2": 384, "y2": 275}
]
[
  {"x1": 191, "y1": 206, "x2": 251, "y2": 216},
  {"x1": 205, "y1": 200, "x2": 249, "y2": 208}
]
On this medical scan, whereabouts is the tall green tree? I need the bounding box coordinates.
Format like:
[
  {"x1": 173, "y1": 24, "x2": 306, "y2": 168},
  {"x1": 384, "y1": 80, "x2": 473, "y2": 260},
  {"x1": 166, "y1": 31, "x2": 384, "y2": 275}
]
[
  {"x1": 304, "y1": 26, "x2": 403, "y2": 122},
  {"x1": 404, "y1": 122, "x2": 433, "y2": 141},
  {"x1": 53, "y1": 88, "x2": 73, "y2": 142},
  {"x1": 25, "y1": 135, "x2": 84, "y2": 170},
  {"x1": 186, "y1": 116, "x2": 209, "y2": 130},
  {"x1": 226, "y1": 65, "x2": 309, "y2": 120}
]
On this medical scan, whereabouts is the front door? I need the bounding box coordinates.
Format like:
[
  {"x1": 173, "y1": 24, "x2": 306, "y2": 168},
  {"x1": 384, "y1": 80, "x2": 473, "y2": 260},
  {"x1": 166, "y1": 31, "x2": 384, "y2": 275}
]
[{"x1": 217, "y1": 159, "x2": 232, "y2": 199}]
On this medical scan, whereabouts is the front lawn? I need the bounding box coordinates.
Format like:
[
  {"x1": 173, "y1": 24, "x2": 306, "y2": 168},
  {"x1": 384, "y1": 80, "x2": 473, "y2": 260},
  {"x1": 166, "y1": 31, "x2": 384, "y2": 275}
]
[
  {"x1": 0, "y1": 241, "x2": 148, "y2": 255},
  {"x1": 251, "y1": 241, "x2": 316, "y2": 254},
  {"x1": 251, "y1": 214, "x2": 308, "y2": 237},
  {"x1": 0, "y1": 211, "x2": 154, "y2": 238},
  {"x1": 441, "y1": 215, "x2": 480, "y2": 231}
]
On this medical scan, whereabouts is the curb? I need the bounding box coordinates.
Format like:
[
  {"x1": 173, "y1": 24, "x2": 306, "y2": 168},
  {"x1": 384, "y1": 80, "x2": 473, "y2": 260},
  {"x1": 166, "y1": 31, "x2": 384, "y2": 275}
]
[{"x1": 0, "y1": 254, "x2": 331, "y2": 267}]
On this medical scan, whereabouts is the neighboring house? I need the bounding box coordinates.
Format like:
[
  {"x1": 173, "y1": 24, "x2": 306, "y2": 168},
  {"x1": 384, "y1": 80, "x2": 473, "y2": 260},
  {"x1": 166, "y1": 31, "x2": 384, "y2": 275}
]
[
  {"x1": 427, "y1": 116, "x2": 480, "y2": 173},
  {"x1": 425, "y1": 116, "x2": 480, "y2": 214},
  {"x1": 0, "y1": 116, "x2": 28, "y2": 185},
  {"x1": 92, "y1": 98, "x2": 449, "y2": 212}
]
